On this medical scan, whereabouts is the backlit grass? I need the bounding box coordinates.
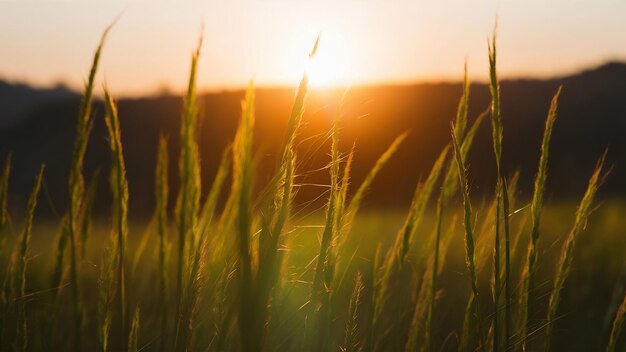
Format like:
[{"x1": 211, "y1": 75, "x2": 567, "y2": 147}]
[{"x1": 0, "y1": 26, "x2": 624, "y2": 352}]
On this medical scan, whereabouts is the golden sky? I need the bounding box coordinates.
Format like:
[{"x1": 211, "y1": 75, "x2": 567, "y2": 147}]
[{"x1": 1, "y1": 1, "x2": 625, "y2": 96}]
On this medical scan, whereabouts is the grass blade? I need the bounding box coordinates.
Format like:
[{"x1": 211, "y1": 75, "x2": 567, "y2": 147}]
[
  {"x1": 344, "y1": 132, "x2": 407, "y2": 226},
  {"x1": 488, "y1": 26, "x2": 503, "y2": 177},
  {"x1": 376, "y1": 146, "x2": 449, "y2": 343},
  {"x1": 234, "y1": 82, "x2": 257, "y2": 352},
  {"x1": 50, "y1": 217, "x2": 69, "y2": 299},
  {"x1": 174, "y1": 36, "x2": 203, "y2": 350},
  {"x1": 0, "y1": 155, "x2": 11, "y2": 232},
  {"x1": 97, "y1": 238, "x2": 115, "y2": 352},
  {"x1": 13, "y1": 165, "x2": 44, "y2": 352},
  {"x1": 522, "y1": 87, "x2": 563, "y2": 347},
  {"x1": 79, "y1": 170, "x2": 99, "y2": 259},
  {"x1": 544, "y1": 155, "x2": 607, "y2": 351},
  {"x1": 155, "y1": 135, "x2": 170, "y2": 350},
  {"x1": 337, "y1": 132, "x2": 408, "y2": 254},
  {"x1": 104, "y1": 88, "x2": 130, "y2": 345},
  {"x1": 424, "y1": 70, "x2": 487, "y2": 352},
  {"x1": 307, "y1": 91, "x2": 344, "y2": 352},
  {"x1": 66, "y1": 25, "x2": 112, "y2": 350},
  {"x1": 342, "y1": 272, "x2": 364, "y2": 352},
  {"x1": 502, "y1": 176, "x2": 511, "y2": 351},
  {"x1": 452, "y1": 125, "x2": 486, "y2": 352},
  {"x1": 607, "y1": 291, "x2": 626, "y2": 352},
  {"x1": 198, "y1": 144, "x2": 232, "y2": 242},
  {"x1": 128, "y1": 307, "x2": 140, "y2": 352}
]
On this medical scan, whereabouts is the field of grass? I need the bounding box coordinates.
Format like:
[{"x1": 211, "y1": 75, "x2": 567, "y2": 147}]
[{"x1": 0, "y1": 28, "x2": 625, "y2": 352}]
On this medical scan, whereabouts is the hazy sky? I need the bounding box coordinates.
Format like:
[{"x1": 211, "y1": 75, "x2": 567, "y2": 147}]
[{"x1": 1, "y1": 1, "x2": 626, "y2": 96}]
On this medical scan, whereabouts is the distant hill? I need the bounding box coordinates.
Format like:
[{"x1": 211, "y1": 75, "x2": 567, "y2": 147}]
[
  {"x1": 0, "y1": 81, "x2": 78, "y2": 128},
  {"x1": 0, "y1": 62, "x2": 625, "y2": 217}
]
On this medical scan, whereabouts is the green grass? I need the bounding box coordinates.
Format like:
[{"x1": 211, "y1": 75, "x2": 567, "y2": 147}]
[
  {"x1": 543, "y1": 155, "x2": 607, "y2": 352},
  {"x1": 104, "y1": 87, "x2": 130, "y2": 347},
  {"x1": 452, "y1": 124, "x2": 487, "y2": 352},
  {"x1": 521, "y1": 85, "x2": 562, "y2": 350},
  {"x1": 62, "y1": 24, "x2": 112, "y2": 351},
  {"x1": 607, "y1": 292, "x2": 626, "y2": 352},
  {"x1": 0, "y1": 26, "x2": 624, "y2": 352},
  {"x1": 155, "y1": 135, "x2": 170, "y2": 350},
  {"x1": 13, "y1": 165, "x2": 44, "y2": 352}
]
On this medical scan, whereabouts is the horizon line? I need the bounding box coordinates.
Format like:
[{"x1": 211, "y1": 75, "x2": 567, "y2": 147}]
[{"x1": 2, "y1": 59, "x2": 624, "y2": 99}]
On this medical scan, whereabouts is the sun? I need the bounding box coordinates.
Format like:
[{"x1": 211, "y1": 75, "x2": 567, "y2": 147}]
[
  {"x1": 305, "y1": 35, "x2": 351, "y2": 87},
  {"x1": 283, "y1": 24, "x2": 352, "y2": 88}
]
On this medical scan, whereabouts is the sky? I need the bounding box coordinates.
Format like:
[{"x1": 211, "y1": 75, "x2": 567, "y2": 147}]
[{"x1": 1, "y1": 1, "x2": 626, "y2": 96}]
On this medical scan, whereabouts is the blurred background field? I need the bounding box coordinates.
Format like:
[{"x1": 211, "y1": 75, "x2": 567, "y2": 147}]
[
  {"x1": 3, "y1": 201, "x2": 625, "y2": 351},
  {"x1": 1, "y1": 63, "x2": 626, "y2": 216}
]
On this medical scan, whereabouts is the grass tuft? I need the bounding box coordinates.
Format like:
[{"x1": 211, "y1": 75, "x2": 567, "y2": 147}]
[
  {"x1": 66, "y1": 25, "x2": 113, "y2": 350},
  {"x1": 13, "y1": 165, "x2": 44, "y2": 352},
  {"x1": 104, "y1": 88, "x2": 130, "y2": 345},
  {"x1": 544, "y1": 155, "x2": 608, "y2": 351},
  {"x1": 234, "y1": 81, "x2": 257, "y2": 352},
  {"x1": 342, "y1": 272, "x2": 364, "y2": 352},
  {"x1": 452, "y1": 124, "x2": 486, "y2": 352},
  {"x1": 173, "y1": 35, "x2": 203, "y2": 350},
  {"x1": 521, "y1": 86, "x2": 562, "y2": 348}
]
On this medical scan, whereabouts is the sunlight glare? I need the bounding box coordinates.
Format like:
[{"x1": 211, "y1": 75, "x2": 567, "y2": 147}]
[{"x1": 286, "y1": 23, "x2": 352, "y2": 88}]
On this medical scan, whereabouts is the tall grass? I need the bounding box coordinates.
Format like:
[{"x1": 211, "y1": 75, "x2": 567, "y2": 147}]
[
  {"x1": 423, "y1": 63, "x2": 487, "y2": 352},
  {"x1": 544, "y1": 155, "x2": 607, "y2": 351},
  {"x1": 233, "y1": 81, "x2": 257, "y2": 352},
  {"x1": 236, "y1": 36, "x2": 320, "y2": 352},
  {"x1": 155, "y1": 135, "x2": 170, "y2": 349},
  {"x1": 0, "y1": 23, "x2": 622, "y2": 352},
  {"x1": 104, "y1": 88, "x2": 130, "y2": 345},
  {"x1": 128, "y1": 307, "x2": 140, "y2": 352},
  {"x1": 374, "y1": 145, "x2": 448, "y2": 350},
  {"x1": 308, "y1": 90, "x2": 343, "y2": 352},
  {"x1": 173, "y1": 35, "x2": 203, "y2": 351},
  {"x1": 452, "y1": 125, "x2": 486, "y2": 352},
  {"x1": 64, "y1": 25, "x2": 112, "y2": 350},
  {"x1": 50, "y1": 217, "x2": 69, "y2": 299},
  {"x1": 13, "y1": 165, "x2": 44, "y2": 352},
  {"x1": 181, "y1": 124, "x2": 232, "y2": 351},
  {"x1": 342, "y1": 272, "x2": 364, "y2": 352},
  {"x1": 521, "y1": 86, "x2": 562, "y2": 348},
  {"x1": 487, "y1": 28, "x2": 508, "y2": 352},
  {"x1": 80, "y1": 170, "x2": 99, "y2": 258},
  {"x1": 607, "y1": 292, "x2": 626, "y2": 352},
  {"x1": 97, "y1": 239, "x2": 115, "y2": 352},
  {"x1": 334, "y1": 132, "x2": 408, "y2": 291},
  {"x1": 341, "y1": 133, "x2": 407, "y2": 235}
]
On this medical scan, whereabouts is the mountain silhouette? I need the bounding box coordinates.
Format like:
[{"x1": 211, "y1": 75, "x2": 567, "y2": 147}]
[
  {"x1": 0, "y1": 62, "x2": 624, "y2": 217},
  {"x1": 0, "y1": 81, "x2": 77, "y2": 128}
]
